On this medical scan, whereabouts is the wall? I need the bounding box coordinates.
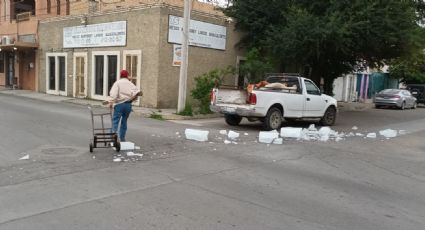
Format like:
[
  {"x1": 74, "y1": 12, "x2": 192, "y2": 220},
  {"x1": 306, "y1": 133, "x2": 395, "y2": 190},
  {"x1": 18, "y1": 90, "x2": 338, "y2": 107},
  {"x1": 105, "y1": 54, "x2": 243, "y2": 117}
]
[
  {"x1": 38, "y1": 3, "x2": 244, "y2": 108},
  {"x1": 38, "y1": 7, "x2": 162, "y2": 107},
  {"x1": 157, "y1": 7, "x2": 244, "y2": 108}
]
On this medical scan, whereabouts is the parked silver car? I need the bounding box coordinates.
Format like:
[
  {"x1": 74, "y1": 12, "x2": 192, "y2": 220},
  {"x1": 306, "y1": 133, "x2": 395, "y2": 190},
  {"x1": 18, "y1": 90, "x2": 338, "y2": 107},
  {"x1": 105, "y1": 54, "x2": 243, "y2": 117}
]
[{"x1": 374, "y1": 89, "x2": 417, "y2": 109}]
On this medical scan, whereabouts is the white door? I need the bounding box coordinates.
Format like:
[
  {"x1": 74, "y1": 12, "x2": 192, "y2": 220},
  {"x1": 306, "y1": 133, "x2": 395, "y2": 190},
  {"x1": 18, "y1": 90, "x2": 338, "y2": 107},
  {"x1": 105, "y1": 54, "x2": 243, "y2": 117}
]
[
  {"x1": 123, "y1": 50, "x2": 142, "y2": 105},
  {"x1": 46, "y1": 53, "x2": 67, "y2": 96},
  {"x1": 73, "y1": 53, "x2": 87, "y2": 98},
  {"x1": 303, "y1": 80, "x2": 327, "y2": 117},
  {"x1": 91, "y1": 51, "x2": 120, "y2": 100}
]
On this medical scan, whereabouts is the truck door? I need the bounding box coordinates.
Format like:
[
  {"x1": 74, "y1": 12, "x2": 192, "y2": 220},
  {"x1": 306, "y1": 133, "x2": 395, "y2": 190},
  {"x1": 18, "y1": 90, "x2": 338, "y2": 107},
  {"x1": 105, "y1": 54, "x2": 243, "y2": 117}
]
[{"x1": 303, "y1": 80, "x2": 327, "y2": 117}]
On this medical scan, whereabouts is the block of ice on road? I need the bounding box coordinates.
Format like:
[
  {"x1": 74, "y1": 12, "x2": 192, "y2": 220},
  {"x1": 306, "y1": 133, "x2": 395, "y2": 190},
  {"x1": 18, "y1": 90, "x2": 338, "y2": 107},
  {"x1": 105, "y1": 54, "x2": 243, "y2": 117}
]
[
  {"x1": 379, "y1": 129, "x2": 397, "y2": 138},
  {"x1": 219, "y1": 130, "x2": 227, "y2": 135},
  {"x1": 352, "y1": 126, "x2": 358, "y2": 130},
  {"x1": 120, "y1": 142, "x2": 135, "y2": 150},
  {"x1": 19, "y1": 154, "x2": 29, "y2": 160},
  {"x1": 319, "y1": 127, "x2": 331, "y2": 136},
  {"x1": 113, "y1": 158, "x2": 122, "y2": 162},
  {"x1": 308, "y1": 124, "x2": 317, "y2": 131},
  {"x1": 319, "y1": 135, "x2": 330, "y2": 142},
  {"x1": 126, "y1": 152, "x2": 143, "y2": 157},
  {"x1": 224, "y1": 140, "x2": 231, "y2": 144},
  {"x1": 366, "y1": 133, "x2": 377, "y2": 138},
  {"x1": 185, "y1": 128, "x2": 209, "y2": 142},
  {"x1": 280, "y1": 127, "x2": 303, "y2": 139},
  {"x1": 273, "y1": 138, "x2": 283, "y2": 145},
  {"x1": 259, "y1": 130, "x2": 279, "y2": 144},
  {"x1": 227, "y1": 131, "x2": 240, "y2": 140},
  {"x1": 355, "y1": 133, "x2": 364, "y2": 137}
]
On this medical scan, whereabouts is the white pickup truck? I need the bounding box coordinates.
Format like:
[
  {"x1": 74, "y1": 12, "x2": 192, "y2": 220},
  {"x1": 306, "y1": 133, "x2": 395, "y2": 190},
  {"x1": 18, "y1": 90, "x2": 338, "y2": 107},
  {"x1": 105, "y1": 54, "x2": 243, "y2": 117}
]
[{"x1": 210, "y1": 74, "x2": 338, "y2": 130}]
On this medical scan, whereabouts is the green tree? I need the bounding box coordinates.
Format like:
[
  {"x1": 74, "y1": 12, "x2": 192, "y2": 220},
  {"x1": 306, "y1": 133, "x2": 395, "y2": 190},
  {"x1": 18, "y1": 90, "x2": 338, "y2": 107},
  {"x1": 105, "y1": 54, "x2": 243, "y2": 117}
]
[
  {"x1": 239, "y1": 48, "x2": 273, "y2": 84},
  {"x1": 225, "y1": 0, "x2": 425, "y2": 94},
  {"x1": 389, "y1": 51, "x2": 425, "y2": 84}
]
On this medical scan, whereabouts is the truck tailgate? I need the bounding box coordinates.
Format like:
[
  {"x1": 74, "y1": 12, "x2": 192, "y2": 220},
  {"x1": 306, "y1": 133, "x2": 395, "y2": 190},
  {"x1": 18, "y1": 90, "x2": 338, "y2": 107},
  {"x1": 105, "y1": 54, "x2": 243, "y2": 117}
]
[{"x1": 215, "y1": 88, "x2": 248, "y2": 104}]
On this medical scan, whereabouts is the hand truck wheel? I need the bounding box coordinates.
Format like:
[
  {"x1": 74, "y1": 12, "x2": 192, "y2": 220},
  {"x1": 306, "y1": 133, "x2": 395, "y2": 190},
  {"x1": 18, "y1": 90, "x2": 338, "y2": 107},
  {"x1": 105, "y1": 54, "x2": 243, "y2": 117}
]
[{"x1": 89, "y1": 143, "x2": 94, "y2": 153}]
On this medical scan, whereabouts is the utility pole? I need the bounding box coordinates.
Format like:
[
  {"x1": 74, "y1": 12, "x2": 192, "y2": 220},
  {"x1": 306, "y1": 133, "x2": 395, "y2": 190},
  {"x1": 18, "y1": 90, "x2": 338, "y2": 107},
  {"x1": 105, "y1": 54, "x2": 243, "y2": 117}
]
[{"x1": 177, "y1": 0, "x2": 192, "y2": 113}]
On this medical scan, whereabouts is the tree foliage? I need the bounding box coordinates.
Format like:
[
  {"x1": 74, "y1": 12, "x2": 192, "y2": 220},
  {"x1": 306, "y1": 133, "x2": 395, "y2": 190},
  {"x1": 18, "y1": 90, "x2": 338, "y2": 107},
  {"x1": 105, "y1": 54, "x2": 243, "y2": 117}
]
[
  {"x1": 224, "y1": 0, "x2": 425, "y2": 93},
  {"x1": 191, "y1": 66, "x2": 235, "y2": 114},
  {"x1": 239, "y1": 48, "x2": 273, "y2": 84}
]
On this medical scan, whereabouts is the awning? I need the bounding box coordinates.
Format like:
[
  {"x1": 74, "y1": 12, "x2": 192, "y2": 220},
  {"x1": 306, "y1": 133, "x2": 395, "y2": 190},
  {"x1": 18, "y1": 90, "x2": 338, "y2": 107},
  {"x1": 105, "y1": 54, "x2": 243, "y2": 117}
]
[{"x1": 0, "y1": 41, "x2": 38, "y2": 51}]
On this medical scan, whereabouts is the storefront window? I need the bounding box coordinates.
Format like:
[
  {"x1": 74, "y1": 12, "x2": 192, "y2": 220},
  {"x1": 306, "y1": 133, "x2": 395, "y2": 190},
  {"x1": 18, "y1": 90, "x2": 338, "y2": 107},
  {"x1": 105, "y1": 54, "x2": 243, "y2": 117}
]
[
  {"x1": 48, "y1": 56, "x2": 56, "y2": 90},
  {"x1": 94, "y1": 55, "x2": 104, "y2": 95},
  {"x1": 46, "y1": 53, "x2": 67, "y2": 95}
]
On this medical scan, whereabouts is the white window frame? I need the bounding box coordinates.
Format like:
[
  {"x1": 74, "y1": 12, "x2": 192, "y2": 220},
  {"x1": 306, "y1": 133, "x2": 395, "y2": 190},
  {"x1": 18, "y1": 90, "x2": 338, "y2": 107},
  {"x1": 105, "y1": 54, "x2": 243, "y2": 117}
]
[
  {"x1": 73, "y1": 52, "x2": 88, "y2": 98},
  {"x1": 46, "y1": 52, "x2": 68, "y2": 96},
  {"x1": 123, "y1": 50, "x2": 142, "y2": 105},
  {"x1": 91, "y1": 51, "x2": 120, "y2": 100}
]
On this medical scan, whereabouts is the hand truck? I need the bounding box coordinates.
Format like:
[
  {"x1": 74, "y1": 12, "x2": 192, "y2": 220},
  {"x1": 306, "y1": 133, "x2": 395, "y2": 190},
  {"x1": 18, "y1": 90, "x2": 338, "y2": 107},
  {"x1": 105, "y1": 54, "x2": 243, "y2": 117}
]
[{"x1": 88, "y1": 106, "x2": 120, "y2": 153}]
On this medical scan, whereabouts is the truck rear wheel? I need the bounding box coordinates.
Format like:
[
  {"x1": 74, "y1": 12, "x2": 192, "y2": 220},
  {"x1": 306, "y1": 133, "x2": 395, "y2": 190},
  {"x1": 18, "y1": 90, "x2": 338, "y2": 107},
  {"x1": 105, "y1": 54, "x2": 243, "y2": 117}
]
[
  {"x1": 225, "y1": 114, "x2": 242, "y2": 126},
  {"x1": 263, "y1": 107, "x2": 283, "y2": 131},
  {"x1": 320, "y1": 106, "x2": 336, "y2": 126}
]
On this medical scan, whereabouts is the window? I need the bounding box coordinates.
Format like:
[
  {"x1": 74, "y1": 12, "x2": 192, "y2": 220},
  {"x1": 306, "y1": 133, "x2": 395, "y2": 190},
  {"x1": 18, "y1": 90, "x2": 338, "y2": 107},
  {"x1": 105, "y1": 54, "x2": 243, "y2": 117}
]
[
  {"x1": 47, "y1": 0, "x2": 51, "y2": 14},
  {"x1": 46, "y1": 53, "x2": 67, "y2": 95},
  {"x1": 305, "y1": 80, "x2": 321, "y2": 95},
  {"x1": 125, "y1": 55, "x2": 138, "y2": 85},
  {"x1": 57, "y1": 0, "x2": 61, "y2": 15},
  {"x1": 74, "y1": 55, "x2": 86, "y2": 97},
  {"x1": 66, "y1": 0, "x2": 70, "y2": 15},
  {"x1": 0, "y1": 54, "x2": 4, "y2": 73},
  {"x1": 14, "y1": 0, "x2": 36, "y2": 17},
  {"x1": 123, "y1": 50, "x2": 142, "y2": 103},
  {"x1": 91, "y1": 51, "x2": 120, "y2": 100}
]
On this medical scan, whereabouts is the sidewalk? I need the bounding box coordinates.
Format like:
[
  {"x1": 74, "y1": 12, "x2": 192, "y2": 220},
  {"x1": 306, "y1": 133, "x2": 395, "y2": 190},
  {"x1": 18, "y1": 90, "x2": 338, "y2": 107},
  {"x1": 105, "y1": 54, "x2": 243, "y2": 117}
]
[
  {"x1": 337, "y1": 101, "x2": 375, "y2": 111},
  {"x1": 0, "y1": 88, "x2": 221, "y2": 120}
]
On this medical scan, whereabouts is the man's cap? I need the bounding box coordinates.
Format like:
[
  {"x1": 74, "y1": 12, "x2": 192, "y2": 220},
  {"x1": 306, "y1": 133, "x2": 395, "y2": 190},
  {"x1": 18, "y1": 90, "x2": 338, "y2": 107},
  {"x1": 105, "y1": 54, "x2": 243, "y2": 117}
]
[{"x1": 120, "y1": 69, "x2": 129, "y2": 78}]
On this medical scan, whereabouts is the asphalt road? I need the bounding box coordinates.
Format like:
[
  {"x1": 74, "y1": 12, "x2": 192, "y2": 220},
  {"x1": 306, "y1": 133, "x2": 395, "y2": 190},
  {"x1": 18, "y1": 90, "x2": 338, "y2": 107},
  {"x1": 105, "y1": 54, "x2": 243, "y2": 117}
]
[{"x1": 1, "y1": 94, "x2": 425, "y2": 230}]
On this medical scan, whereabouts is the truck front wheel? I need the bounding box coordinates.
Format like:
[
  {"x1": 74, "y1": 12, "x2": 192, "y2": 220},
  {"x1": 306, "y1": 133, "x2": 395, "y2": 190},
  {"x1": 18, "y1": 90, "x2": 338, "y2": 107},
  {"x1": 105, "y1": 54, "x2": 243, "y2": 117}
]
[
  {"x1": 263, "y1": 107, "x2": 283, "y2": 131},
  {"x1": 225, "y1": 114, "x2": 242, "y2": 126},
  {"x1": 320, "y1": 106, "x2": 337, "y2": 126}
]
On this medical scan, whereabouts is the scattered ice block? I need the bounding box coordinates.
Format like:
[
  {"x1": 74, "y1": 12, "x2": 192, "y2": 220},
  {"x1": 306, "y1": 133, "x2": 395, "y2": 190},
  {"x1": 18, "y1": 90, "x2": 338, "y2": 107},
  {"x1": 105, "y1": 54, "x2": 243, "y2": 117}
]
[
  {"x1": 308, "y1": 124, "x2": 317, "y2": 131},
  {"x1": 273, "y1": 138, "x2": 283, "y2": 145},
  {"x1": 19, "y1": 155, "x2": 29, "y2": 160},
  {"x1": 319, "y1": 135, "x2": 330, "y2": 142},
  {"x1": 113, "y1": 158, "x2": 122, "y2": 162},
  {"x1": 185, "y1": 128, "x2": 209, "y2": 142},
  {"x1": 379, "y1": 129, "x2": 397, "y2": 138},
  {"x1": 219, "y1": 130, "x2": 227, "y2": 135},
  {"x1": 228, "y1": 131, "x2": 240, "y2": 140},
  {"x1": 319, "y1": 127, "x2": 331, "y2": 137},
  {"x1": 259, "y1": 130, "x2": 279, "y2": 144},
  {"x1": 366, "y1": 133, "x2": 377, "y2": 138},
  {"x1": 224, "y1": 140, "x2": 231, "y2": 144},
  {"x1": 120, "y1": 142, "x2": 135, "y2": 150},
  {"x1": 352, "y1": 126, "x2": 358, "y2": 130},
  {"x1": 280, "y1": 127, "x2": 303, "y2": 139},
  {"x1": 355, "y1": 133, "x2": 364, "y2": 137},
  {"x1": 244, "y1": 133, "x2": 249, "y2": 136}
]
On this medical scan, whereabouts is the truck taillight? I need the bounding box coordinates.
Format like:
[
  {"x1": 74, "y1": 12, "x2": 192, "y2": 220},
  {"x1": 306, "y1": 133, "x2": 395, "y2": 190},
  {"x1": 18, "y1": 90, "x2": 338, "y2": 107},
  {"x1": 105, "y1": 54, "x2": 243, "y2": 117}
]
[{"x1": 249, "y1": 93, "x2": 257, "y2": 105}]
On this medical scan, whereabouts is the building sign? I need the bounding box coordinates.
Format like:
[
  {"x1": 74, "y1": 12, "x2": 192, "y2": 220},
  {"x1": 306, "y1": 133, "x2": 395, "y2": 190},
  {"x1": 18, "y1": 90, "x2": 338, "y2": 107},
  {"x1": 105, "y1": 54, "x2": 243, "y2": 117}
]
[
  {"x1": 173, "y1": 44, "x2": 182, "y2": 66},
  {"x1": 63, "y1": 21, "x2": 127, "y2": 48},
  {"x1": 168, "y1": 15, "x2": 227, "y2": 50}
]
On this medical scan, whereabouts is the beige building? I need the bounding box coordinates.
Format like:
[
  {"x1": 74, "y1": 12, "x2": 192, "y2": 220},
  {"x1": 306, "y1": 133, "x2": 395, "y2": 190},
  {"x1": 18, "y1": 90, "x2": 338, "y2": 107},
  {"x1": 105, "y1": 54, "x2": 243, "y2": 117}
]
[{"x1": 37, "y1": 1, "x2": 244, "y2": 108}]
